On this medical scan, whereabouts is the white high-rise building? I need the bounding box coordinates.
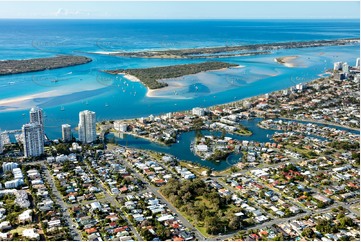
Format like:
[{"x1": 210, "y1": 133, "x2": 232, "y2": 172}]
[
  {"x1": 295, "y1": 83, "x2": 305, "y2": 91},
  {"x1": 61, "y1": 124, "x2": 72, "y2": 142},
  {"x1": 192, "y1": 107, "x2": 205, "y2": 116},
  {"x1": 0, "y1": 133, "x2": 2, "y2": 154},
  {"x1": 22, "y1": 123, "x2": 44, "y2": 158},
  {"x1": 114, "y1": 121, "x2": 128, "y2": 132},
  {"x1": 12, "y1": 168, "x2": 23, "y2": 180},
  {"x1": 342, "y1": 62, "x2": 349, "y2": 73},
  {"x1": 5, "y1": 179, "x2": 23, "y2": 189},
  {"x1": 333, "y1": 62, "x2": 343, "y2": 71},
  {"x1": 282, "y1": 89, "x2": 289, "y2": 96},
  {"x1": 2, "y1": 162, "x2": 18, "y2": 172},
  {"x1": 78, "y1": 110, "x2": 96, "y2": 143},
  {"x1": 29, "y1": 107, "x2": 44, "y2": 144},
  {"x1": 243, "y1": 100, "x2": 252, "y2": 109},
  {"x1": 356, "y1": 58, "x2": 360, "y2": 68},
  {"x1": 29, "y1": 107, "x2": 44, "y2": 129}
]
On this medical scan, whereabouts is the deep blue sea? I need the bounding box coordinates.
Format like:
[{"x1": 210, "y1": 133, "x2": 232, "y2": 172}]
[{"x1": 0, "y1": 19, "x2": 359, "y2": 139}]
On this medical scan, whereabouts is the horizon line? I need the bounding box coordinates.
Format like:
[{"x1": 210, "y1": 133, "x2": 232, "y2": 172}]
[{"x1": 0, "y1": 18, "x2": 360, "y2": 20}]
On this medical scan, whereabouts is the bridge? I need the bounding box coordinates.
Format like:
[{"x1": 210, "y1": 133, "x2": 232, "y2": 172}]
[{"x1": 1, "y1": 129, "x2": 22, "y2": 135}]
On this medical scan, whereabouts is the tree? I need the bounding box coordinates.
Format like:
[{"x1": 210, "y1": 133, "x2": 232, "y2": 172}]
[
  {"x1": 316, "y1": 219, "x2": 338, "y2": 234},
  {"x1": 221, "y1": 129, "x2": 226, "y2": 139},
  {"x1": 55, "y1": 143, "x2": 70, "y2": 155},
  {"x1": 228, "y1": 216, "x2": 241, "y2": 230},
  {"x1": 182, "y1": 192, "x2": 193, "y2": 203},
  {"x1": 205, "y1": 216, "x2": 222, "y2": 235},
  {"x1": 273, "y1": 233, "x2": 284, "y2": 241},
  {"x1": 230, "y1": 166, "x2": 238, "y2": 173},
  {"x1": 195, "y1": 130, "x2": 203, "y2": 138},
  {"x1": 301, "y1": 227, "x2": 315, "y2": 238},
  {"x1": 206, "y1": 169, "x2": 212, "y2": 177},
  {"x1": 140, "y1": 228, "x2": 154, "y2": 241},
  {"x1": 338, "y1": 217, "x2": 354, "y2": 229}
]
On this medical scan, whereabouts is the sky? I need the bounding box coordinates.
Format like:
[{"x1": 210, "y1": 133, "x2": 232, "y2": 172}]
[{"x1": 0, "y1": 1, "x2": 359, "y2": 19}]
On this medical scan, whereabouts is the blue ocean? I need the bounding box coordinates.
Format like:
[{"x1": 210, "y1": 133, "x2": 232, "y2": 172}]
[{"x1": 0, "y1": 19, "x2": 359, "y2": 139}]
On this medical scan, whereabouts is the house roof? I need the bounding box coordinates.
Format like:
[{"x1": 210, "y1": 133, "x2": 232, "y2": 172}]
[
  {"x1": 85, "y1": 228, "x2": 97, "y2": 234},
  {"x1": 173, "y1": 236, "x2": 185, "y2": 241}
]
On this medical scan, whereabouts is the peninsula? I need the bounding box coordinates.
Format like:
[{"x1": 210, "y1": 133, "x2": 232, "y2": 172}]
[
  {"x1": 0, "y1": 55, "x2": 92, "y2": 75},
  {"x1": 104, "y1": 38, "x2": 359, "y2": 59},
  {"x1": 105, "y1": 61, "x2": 239, "y2": 89}
]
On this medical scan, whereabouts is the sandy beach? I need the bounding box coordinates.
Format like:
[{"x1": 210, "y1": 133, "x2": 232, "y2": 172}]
[
  {"x1": 93, "y1": 51, "x2": 122, "y2": 55},
  {"x1": 146, "y1": 88, "x2": 157, "y2": 98},
  {"x1": 119, "y1": 73, "x2": 141, "y2": 82},
  {"x1": 146, "y1": 86, "x2": 191, "y2": 99},
  {"x1": 0, "y1": 81, "x2": 107, "y2": 111},
  {"x1": 0, "y1": 91, "x2": 59, "y2": 111},
  {"x1": 274, "y1": 56, "x2": 299, "y2": 67},
  {"x1": 126, "y1": 65, "x2": 246, "y2": 99}
]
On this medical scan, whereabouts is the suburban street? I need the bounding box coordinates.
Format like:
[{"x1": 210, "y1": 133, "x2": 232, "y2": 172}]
[
  {"x1": 83, "y1": 159, "x2": 143, "y2": 241},
  {"x1": 118, "y1": 153, "x2": 206, "y2": 241},
  {"x1": 39, "y1": 161, "x2": 82, "y2": 240}
]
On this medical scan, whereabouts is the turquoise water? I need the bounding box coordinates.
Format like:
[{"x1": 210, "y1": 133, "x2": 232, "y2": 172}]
[
  {"x1": 108, "y1": 129, "x2": 251, "y2": 171},
  {"x1": 0, "y1": 20, "x2": 359, "y2": 139},
  {"x1": 107, "y1": 118, "x2": 359, "y2": 171}
]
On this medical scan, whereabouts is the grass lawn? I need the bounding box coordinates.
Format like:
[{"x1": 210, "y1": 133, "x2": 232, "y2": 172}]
[
  {"x1": 235, "y1": 129, "x2": 252, "y2": 136},
  {"x1": 285, "y1": 145, "x2": 316, "y2": 159},
  {"x1": 350, "y1": 203, "x2": 360, "y2": 214},
  {"x1": 179, "y1": 161, "x2": 208, "y2": 177},
  {"x1": 146, "y1": 150, "x2": 163, "y2": 161},
  {"x1": 214, "y1": 165, "x2": 241, "y2": 176},
  {"x1": 196, "y1": 225, "x2": 209, "y2": 238},
  {"x1": 10, "y1": 225, "x2": 34, "y2": 235},
  {"x1": 177, "y1": 208, "x2": 211, "y2": 238},
  {"x1": 158, "y1": 190, "x2": 211, "y2": 238},
  {"x1": 95, "y1": 192, "x2": 106, "y2": 200}
]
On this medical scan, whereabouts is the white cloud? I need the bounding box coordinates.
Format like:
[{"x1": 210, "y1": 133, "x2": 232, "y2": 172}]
[
  {"x1": 56, "y1": 8, "x2": 66, "y2": 16},
  {"x1": 55, "y1": 8, "x2": 91, "y2": 17}
]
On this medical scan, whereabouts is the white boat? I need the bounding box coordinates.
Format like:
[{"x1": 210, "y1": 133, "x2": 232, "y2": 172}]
[{"x1": 60, "y1": 106, "x2": 65, "y2": 111}]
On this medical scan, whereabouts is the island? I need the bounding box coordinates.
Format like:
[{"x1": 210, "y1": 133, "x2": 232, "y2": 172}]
[
  {"x1": 192, "y1": 133, "x2": 233, "y2": 161},
  {"x1": 0, "y1": 55, "x2": 92, "y2": 75},
  {"x1": 104, "y1": 61, "x2": 239, "y2": 89},
  {"x1": 274, "y1": 55, "x2": 299, "y2": 67},
  {"x1": 102, "y1": 38, "x2": 359, "y2": 59}
]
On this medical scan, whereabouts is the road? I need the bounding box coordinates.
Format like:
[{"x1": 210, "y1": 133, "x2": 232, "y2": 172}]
[
  {"x1": 39, "y1": 161, "x2": 82, "y2": 240},
  {"x1": 83, "y1": 160, "x2": 143, "y2": 241},
  {"x1": 215, "y1": 177, "x2": 276, "y2": 220},
  {"x1": 25, "y1": 145, "x2": 357, "y2": 242},
  {"x1": 216, "y1": 203, "x2": 345, "y2": 241},
  {"x1": 114, "y1": 152, "x2": 206, "y2": 241}
]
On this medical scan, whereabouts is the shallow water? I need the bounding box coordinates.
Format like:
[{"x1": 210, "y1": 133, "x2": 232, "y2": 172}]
[{"x1": 0, "y1": 19, "x2": 359, "y2": 139}]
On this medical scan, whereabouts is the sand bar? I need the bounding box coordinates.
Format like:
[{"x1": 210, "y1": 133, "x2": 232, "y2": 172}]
[{"x1": 274, "y1": 56, "x2": 299, "y2": 68}]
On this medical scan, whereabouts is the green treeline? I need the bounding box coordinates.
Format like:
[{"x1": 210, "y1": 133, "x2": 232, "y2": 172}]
[
  {"x1": 160, "y1": 178, "x2": 242, "y2": 235},
  {"x1": 105, "y1": 61, "x2": 238, "y2": 89}
]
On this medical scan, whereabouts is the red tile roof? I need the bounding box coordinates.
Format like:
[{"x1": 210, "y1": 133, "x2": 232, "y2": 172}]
[{"x1": 85, "y1": 228, "x2": 97, "y2": 234}]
